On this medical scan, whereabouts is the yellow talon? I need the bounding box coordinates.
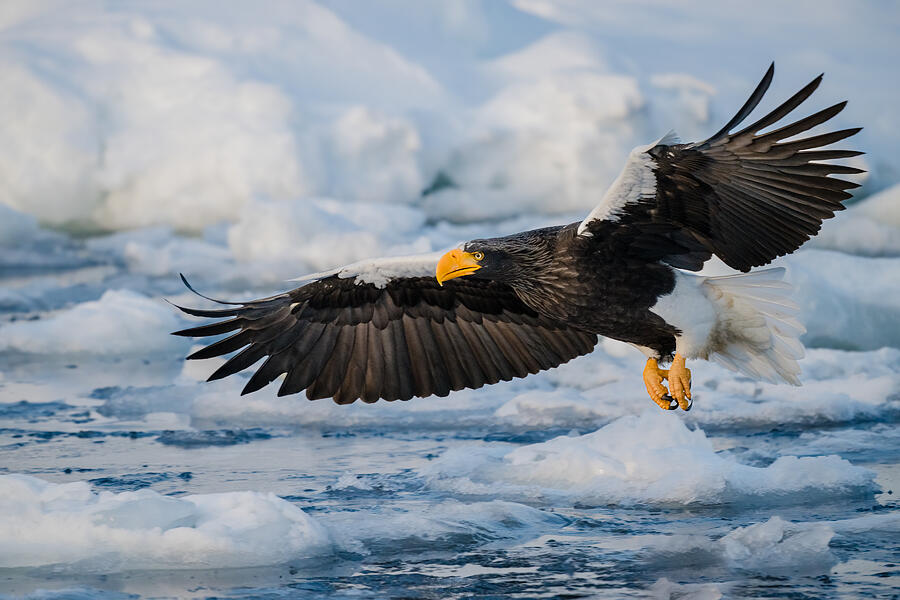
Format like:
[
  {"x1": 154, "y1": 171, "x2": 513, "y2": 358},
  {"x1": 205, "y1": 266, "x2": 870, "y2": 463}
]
[
  {"x1": 643, "y1": 355, "x2": 692, "y2": 411},
  {"x1": 643, "y1": 358, "x2": 675, "y2": 410},
  {"x1": 667, "y1": 353, "x2": 692, "y2": 411}
]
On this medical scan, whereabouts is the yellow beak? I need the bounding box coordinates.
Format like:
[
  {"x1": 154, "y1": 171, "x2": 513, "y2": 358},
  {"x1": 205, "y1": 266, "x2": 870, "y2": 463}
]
[{"x1": 435, "y1": 249, "x2": 482, "y2": 286}]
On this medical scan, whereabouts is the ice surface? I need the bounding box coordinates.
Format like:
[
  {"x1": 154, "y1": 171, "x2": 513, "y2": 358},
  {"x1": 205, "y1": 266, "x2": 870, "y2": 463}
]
[
  {"x1": 227, "y1": 197, "x2": 431, "y2": 273},
  {"x1": 650, "y1": 579, "x2": 728, "y2": 600},
  {"x1": 648, "y1": 511, "x2": 900, "y2": 580},
  {"x1": 423, "y1": 411, "x2": 877, "y2": 506},
  {"x1": 811, "y1": 186, "x2": 900, "y2": 255},
  {"x1": 0, "y1": 474, "x2": 566, "y2": 573},
  {"x1": 716, "y1": 516, "x2": 834, "y2": 572},
  {"x1": 785, "y1": 250, "x2": 900, "y2": 350},
  {"x1": 0, "y1": 474, "x2": 332, "y2": 572},
  {"x1": 1, "y1": 1, "x2": 890, "y2": 233},
  {"x1": 320, "y1": 499, "x2": 565, "y2": 555},
  {"x1": 0, "y1": 290, "x2": 188, "y2": 355},
  {"x1": 492, "y1": 345, "x2": 900, "y2": 431}
]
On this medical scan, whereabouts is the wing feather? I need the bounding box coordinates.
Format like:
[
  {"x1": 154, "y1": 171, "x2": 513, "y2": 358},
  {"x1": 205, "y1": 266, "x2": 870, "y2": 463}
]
[
  {"x1": 174, "y1": 272, "x2": 596, "y2": 404},
  {"x1": 579, "y1": 64, "x2": 862, "y2": 272}
]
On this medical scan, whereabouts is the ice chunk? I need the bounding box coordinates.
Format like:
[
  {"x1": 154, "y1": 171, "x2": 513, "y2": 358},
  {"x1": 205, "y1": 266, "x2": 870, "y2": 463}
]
[
  {"x1": 227, "y1": 197, "x2": 431, "y2": 273},
  {"x1": 646, "y1": 516, "x2": 837, "y2": 579},
  {"x1": 0, "y1": 474, "x2": 564, "y2": 572},
  {"x1": 423, "y1": 411, "x2": 877, "y2": 506},
  {"x1": 325, "y1": 107, "x2": 424, "y2": 205},
  {"x1": 438, "y1": 71, "x2": 646, "y2": 220},
  {"x1": 811, "y1": 183, "x2": 900, "y2": 256},
  {"x1": 650, "y1": 578, "x2": 728, "y2": 600},
  {"x1": 321, "y1": 499, "x2": 564, "y2": 555},
  {"x1": 85, "y1": 226, "x2": 233, "y2": 278},
  {"x1": 853, "y1": 183, "x2": 900, "y2": 227},
  {"x1": 484, "y1": 30, "x2": 608, "y2": 82},
  {"x1": 0, "y1": 290, "x2": 188, "y2": 355},
  {"x1": 0, "y1": 474, "x2": 332, "y2": 572},
  {"x1": 785, "y1": 250, "x2": 900, "y2": 350},
  {"x1": 0, "y1": 2, "x2": 443, "y2": 232},
  {"x1": 718, "y1": 516, "x2": 835, "y2": 572},
  {"x1": 0, "y1": 203, "x2": 40, "y2": 245}
]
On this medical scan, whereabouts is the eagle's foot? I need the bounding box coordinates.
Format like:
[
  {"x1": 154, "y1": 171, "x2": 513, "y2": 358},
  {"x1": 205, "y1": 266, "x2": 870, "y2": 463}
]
[
  {"x1": 643, "y1": 358, "x2": 677, "y2": 410},
  {"x1": 667, "y1": 353, "x2": 692, "y2": 411}
]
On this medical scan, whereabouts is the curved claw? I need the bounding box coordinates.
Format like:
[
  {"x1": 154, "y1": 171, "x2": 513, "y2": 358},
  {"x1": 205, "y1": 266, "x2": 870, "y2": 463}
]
[
  {"x1": 643, "y1": 358, "x2": 671, "y2": 410},
  {"x1": 644, "y1": 356, "x2": 695, "y2": 411},
  {"x1": 667, "y1": 353, "x2": 692, "y2": 411}
]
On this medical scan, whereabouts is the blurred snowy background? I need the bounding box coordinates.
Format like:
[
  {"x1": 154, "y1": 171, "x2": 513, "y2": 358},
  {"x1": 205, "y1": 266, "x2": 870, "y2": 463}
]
[{"x1": 1, "y1": 1, "x2": 899, "y2": 599}]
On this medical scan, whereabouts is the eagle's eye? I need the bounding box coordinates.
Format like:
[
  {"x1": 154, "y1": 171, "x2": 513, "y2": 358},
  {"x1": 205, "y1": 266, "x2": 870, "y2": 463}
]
[{"x1": 473, "y1": 251, "x2": 484, "y2": 261}]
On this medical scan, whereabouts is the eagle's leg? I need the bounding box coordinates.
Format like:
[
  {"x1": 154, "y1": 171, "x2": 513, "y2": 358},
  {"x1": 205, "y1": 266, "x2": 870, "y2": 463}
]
[
  {"x1": 667, "y1": 353, "x2": 692, "y2": 411},
  {"x1": 643, "y1": 358, "x2": 677, "y2": 410}
]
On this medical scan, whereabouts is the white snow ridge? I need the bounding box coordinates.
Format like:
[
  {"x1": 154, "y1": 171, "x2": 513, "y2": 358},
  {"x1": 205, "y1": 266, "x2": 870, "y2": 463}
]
[{"x1": 423, "y1": 411, "x2": 878, "y2": 506}]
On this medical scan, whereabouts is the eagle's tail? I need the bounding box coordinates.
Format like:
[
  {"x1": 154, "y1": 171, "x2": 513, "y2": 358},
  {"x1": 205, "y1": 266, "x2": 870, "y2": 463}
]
[{"x1": 703, "y1": 267, "x2": 805, "y2": 385}]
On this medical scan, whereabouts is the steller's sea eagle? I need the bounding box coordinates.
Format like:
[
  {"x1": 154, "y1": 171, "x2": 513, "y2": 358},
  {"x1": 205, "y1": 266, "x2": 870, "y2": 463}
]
[{"x1": 173, "y1": 64, "x2": 862, "y2": 411}]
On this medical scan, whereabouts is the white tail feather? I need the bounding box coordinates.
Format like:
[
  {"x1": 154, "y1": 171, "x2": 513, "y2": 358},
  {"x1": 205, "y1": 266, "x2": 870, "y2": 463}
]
[{"x1": 703, "y1": 267, "x2": 805, "y2": 385}]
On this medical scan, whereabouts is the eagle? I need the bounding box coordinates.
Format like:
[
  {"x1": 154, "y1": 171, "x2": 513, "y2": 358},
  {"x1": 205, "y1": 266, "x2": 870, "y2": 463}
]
[{"x1": 173, "y1": 64, "x2": 862, "y2": 411}]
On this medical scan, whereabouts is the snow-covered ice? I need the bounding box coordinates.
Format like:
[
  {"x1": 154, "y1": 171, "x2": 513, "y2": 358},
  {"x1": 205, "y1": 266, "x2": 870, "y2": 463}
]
[
  {"x1": 0, "y1": 290, "x2": 188, "y2": 356},
  {"x1": 422, "y1": 411, "x2": 878, "y2": 506},
  {"x1": 0, "y1": 474, "x2": 332, "y2": 572}
]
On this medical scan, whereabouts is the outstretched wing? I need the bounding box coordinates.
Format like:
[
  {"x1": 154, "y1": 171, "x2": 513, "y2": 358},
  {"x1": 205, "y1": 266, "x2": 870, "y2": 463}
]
[
  {"x1": 578, "y1": 63, "x2": 864, "y2": 272},
  {"x1": 171, "y1": 258, "x2": 597, "y2": 404}
]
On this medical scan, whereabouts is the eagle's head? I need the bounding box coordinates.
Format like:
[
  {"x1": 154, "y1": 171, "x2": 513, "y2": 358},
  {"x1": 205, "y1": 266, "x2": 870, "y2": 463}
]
[{"x1": 435, "y1": 230, "x2": 557, "y2": 286}]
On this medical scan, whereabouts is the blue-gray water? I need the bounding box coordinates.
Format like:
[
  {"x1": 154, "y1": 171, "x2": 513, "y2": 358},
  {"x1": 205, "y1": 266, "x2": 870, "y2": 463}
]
[{"x1": 2, "y1": 352, "x2": 898, "y2": 598}]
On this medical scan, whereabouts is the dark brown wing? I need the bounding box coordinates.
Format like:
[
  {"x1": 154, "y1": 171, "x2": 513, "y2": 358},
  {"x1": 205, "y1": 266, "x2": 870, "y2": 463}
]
[
  {"x1": 580, "y1": 63, "x2": 864, "y2": 272},
  {"x1": 172, "y1": 275, "x2": 597, "y2": 404}
]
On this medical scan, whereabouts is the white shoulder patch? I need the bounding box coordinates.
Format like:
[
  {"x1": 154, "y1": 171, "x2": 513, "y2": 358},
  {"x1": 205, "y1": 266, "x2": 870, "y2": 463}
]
[
  {"x1": 577, "y1": 134, "x2": 672, "y2": 236},
  {"x1": 289, "y1": 250, "x2": 450, "y2": 289}
]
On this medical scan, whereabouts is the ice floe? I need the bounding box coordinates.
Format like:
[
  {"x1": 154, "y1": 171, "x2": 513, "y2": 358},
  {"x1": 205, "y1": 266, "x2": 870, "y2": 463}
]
[
  {"x1": 811, "y1": 184, "x2": 900, "y2": 257},
  {"x1": 1, "y1": 1, "x2": 891, "y2": 234},
  {"x1": 0, "y1": 474, "x2": 564, "y2": 572},
  {"x1": 0, "y1": 474, "x2": 332, "y2": 572},
  {"x1": 422, "y1": 411, "x2": 877, "y2": 506},
  {"x1": 0, "y1": 290, "x2": 188, "y2": 356},
  {"x1": 320, "y1": 499, "x2": 565, "y2": 555}
]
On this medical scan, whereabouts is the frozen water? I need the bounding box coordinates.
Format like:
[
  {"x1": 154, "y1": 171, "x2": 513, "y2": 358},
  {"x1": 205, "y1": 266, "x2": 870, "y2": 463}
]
[
  {"x1": 1, "y1": 1, "x2": 898, "y2": 598},
  {"x1": 422, "y1": 411, "x2": 877, "y2": 506},
  {"x1": 0, "y1": 290, "x2": 189, "y2": 356},
  {"x1": 0, "y1": 474, "x2": 331, "y2": 572},
  {"x1": 1, "y1": 0, "x2": 892, "y2": 234}
]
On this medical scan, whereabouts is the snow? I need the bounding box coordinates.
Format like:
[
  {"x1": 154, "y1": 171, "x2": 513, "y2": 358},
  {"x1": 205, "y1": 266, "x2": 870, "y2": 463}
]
[
  {"x1": 0, "y1": 474, "x2": 562, "y2": 572},
  {"x1": 0, "y1": 474, "x2": 332, "y2": 572},
  {"x1": 811, "y1": 184, "x2": 900, "y2": 256},
  {"x1": 785, "y1": 250, "x2": 900, "y2": 350},
  {"x1": 716, "y1": 516, "x2": 835, "y2": 572},
  {"x1": 422, "y1": 411, "x2": 877, "y2": 506},
  {"x1": 0, "y1": 290, "x2": 188, "y2": 356},
  {"x1": 227, "y1": 197, "x2": 431, "y2": 275},
  {"x1": 0, "y1": 203, "x2": 40, "y2": 245},
  {"x1": 2, "y1": 1, "x2": 890, "y2": 233}
]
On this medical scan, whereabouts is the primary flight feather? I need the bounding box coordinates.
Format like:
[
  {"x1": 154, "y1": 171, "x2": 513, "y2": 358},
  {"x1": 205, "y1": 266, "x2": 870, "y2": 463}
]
[{"x1": 173, "y1": 64, "x2": 862, "y2": 410}]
